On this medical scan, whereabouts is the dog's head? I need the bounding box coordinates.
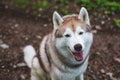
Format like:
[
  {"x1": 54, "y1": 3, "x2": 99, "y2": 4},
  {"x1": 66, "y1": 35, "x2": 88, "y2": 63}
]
[{"x1": 53, "y1": 7, "x2": 93, "y2": 63}]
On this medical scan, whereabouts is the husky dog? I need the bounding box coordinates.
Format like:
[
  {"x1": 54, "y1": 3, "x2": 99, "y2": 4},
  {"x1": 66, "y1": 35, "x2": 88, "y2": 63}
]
[{"x1": 23, "y1": 7, "x2": 93, "y2": 80}]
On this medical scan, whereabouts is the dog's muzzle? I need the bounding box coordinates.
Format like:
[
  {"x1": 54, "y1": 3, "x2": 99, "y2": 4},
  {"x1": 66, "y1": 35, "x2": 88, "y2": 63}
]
[{"x1": 68, "y1": 44, "x2": 83, "y2": 61}]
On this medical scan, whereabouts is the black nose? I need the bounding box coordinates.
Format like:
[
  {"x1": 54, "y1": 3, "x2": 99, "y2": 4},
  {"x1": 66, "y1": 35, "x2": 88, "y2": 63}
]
[{"x1": 74, "y1": 44, "x2": 82, "y2": 52}]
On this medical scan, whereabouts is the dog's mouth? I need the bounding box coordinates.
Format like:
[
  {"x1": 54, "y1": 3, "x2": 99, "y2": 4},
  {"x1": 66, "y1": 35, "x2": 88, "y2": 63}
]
[
  {"x1": 73, "y1": 51, "x2": 83, "y2": 61},
  {"x1": 67, "y1": 47, "x2": 83, "y2": 61}
]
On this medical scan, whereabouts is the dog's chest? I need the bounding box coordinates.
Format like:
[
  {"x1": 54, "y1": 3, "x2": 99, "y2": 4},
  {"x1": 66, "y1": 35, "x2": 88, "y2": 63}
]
[{"x1": 50, "y1": 62, "x2": 87, "y2": 80}]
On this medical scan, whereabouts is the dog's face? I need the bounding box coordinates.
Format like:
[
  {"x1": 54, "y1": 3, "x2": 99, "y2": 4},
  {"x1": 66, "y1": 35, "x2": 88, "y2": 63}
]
[{"x1": 53, "y1": 7, "x2": 93, "y2": 63}]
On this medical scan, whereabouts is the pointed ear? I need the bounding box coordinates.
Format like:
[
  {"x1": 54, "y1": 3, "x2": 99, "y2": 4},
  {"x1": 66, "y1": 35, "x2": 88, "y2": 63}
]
[
  {"x1": 53, "y1": 11, "x2": 63, "y2": 29},
  {"x1": 78, "y1": 7, "x2": 90, "y2": 25}
]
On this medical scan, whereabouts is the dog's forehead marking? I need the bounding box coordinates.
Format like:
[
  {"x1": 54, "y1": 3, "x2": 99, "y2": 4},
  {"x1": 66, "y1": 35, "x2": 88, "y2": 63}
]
[
  {"x1": 64, "y1": 28, "x2": 72, "y2": 34},
  {"x1": 61, "y1": 15, "x2": 86, "y2": 32},
  {"x1": 55, "y1": 15, "x2": 91, "y2": 38}
]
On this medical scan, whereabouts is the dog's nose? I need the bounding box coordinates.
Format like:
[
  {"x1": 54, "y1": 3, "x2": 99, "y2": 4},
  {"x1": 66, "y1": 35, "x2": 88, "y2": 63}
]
[{"x1": 74, "y1": 44, "x2": 82, "y2": 52}]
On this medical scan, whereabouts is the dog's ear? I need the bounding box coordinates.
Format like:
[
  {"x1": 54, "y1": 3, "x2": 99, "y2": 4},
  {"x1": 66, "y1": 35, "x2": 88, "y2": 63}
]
[
  {"x1": 53, "y1": 11, "x2": 63, "y2": 29},
  {"x1": 78, "y1": 7, "x2": 90, "y2": 25}
]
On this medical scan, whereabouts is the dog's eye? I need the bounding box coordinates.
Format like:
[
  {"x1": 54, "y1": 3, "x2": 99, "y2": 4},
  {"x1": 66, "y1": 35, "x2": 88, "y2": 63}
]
[
  {"x1": 79, "y1": 32, "x2": 83, "y2": 35},
  {"x1": 65, "y1": 34, "x2": 71, "y2": 37}
]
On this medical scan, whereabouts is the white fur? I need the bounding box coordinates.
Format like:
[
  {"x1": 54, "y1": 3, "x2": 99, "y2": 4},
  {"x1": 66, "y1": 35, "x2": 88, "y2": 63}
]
[
  {"x1": 78, "y1": 7, "x2": 90, "y2": 25},
  {"x1": 63, "y1": 27, "x2": 85, "y2": 53},
  {"x1": 53, "y1": 11, "x2": 63, "y2": 29},
  {"x1": 23, "y1": 45, "x2": 36, "y2": 68},
  {"x1": 40, "y1": 36, "x2": 50, "y2": 72}
]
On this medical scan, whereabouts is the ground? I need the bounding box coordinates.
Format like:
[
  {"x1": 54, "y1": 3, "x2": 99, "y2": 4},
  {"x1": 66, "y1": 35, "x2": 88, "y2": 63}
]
[{"x1": 0, "y1": 6, "x2": 120, "y2": 80}]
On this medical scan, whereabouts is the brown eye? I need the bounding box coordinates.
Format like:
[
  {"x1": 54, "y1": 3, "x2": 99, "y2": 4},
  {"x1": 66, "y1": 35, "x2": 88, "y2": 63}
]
[
  {"x1": 79, "y1": 32, "x2": 83, "y2": 35},
  {"x1": 65, "y1": 34, "x2": 71, "y2": 37}
]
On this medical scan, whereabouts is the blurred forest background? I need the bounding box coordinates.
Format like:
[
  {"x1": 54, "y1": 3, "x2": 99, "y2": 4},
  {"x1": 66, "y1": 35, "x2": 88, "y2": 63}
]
[{"x1": 0, "y1": 0, "x2": 120, "y2": 80}]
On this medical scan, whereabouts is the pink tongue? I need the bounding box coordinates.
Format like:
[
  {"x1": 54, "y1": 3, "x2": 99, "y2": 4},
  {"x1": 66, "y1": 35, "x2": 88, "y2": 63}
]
[{"x1": 74, "y1": 53, "x2": 83, "y2": 61}]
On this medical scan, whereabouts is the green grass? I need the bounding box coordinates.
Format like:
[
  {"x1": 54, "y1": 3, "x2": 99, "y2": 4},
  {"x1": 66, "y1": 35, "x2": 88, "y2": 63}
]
[
  {"x1": 14, "y1": 0, "x2": 120, "y2": 12},
  {"x1": 76, "y1": 0, "x2": 120, "y2": 12},
  {"x1": 55, "y1": 0, "x2": 69, "y2": 5},
  {"x1": 15, "y1": 0, "x2": 27, "y2": 9},
  {"x1": 15, "y1": 0, "x2": 120, "y2": 19},
  {"x1": 15, "y1": 0, "x2": 50, "y2": 10},
  {"x1": 113, "y1": 19, "x2": 120, "y2": 28}
]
